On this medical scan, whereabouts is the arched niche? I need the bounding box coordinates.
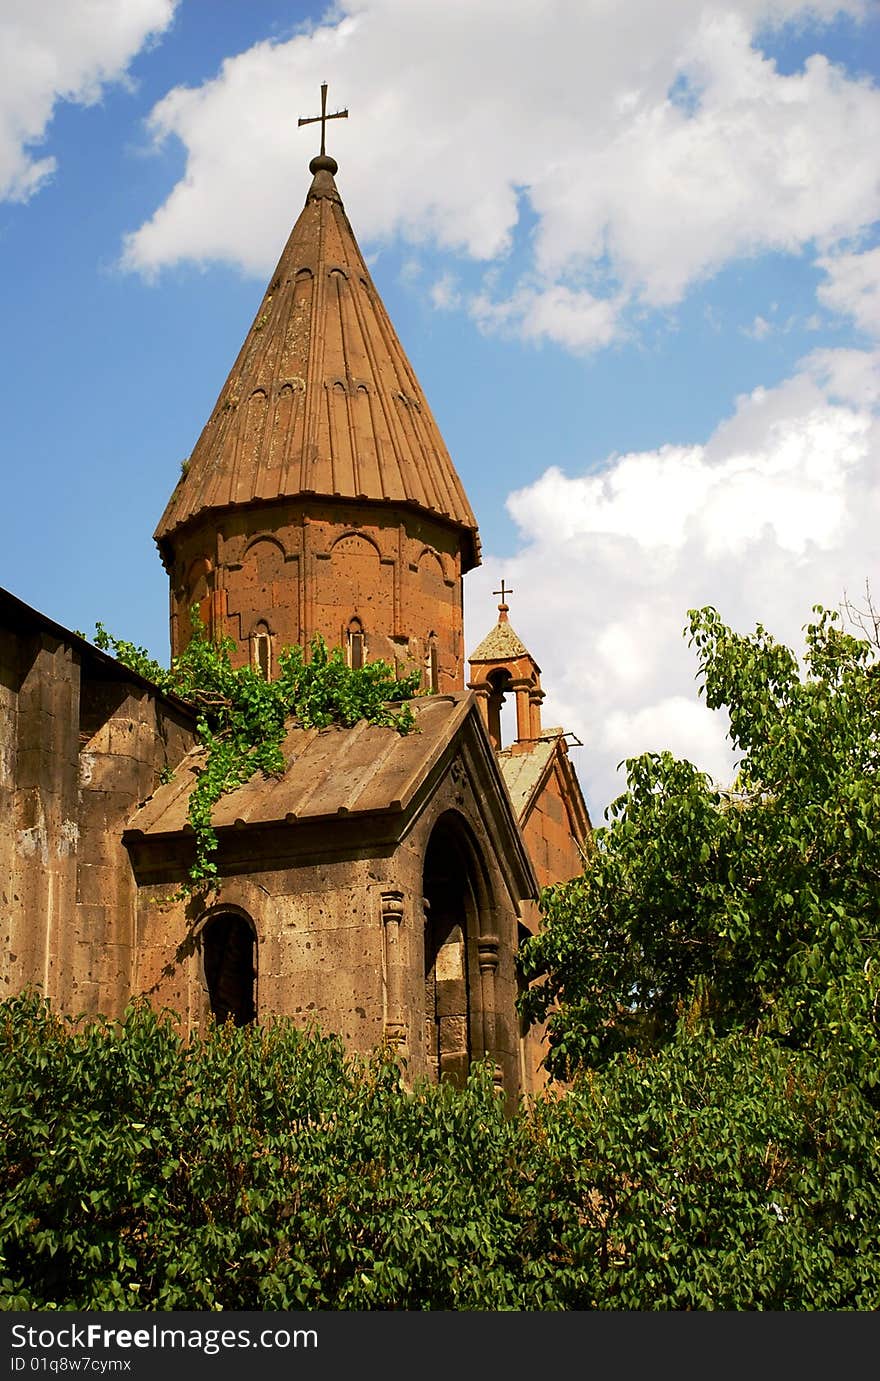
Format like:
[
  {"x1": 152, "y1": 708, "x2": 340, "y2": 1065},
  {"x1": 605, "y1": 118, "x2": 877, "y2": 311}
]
[
  {"x1": 242, "y1": 388, "x2": 268, "y2": 468},
  {"x1": 243, "y1": 535, "x2": 286, "y2": 581},
  {"x1": 417, "y1": 547, "x2": 447, "y2": 584},
  {"x1": 199, "y1": 908, "x2": 257, "y2": 1027},
  {"x1": 280, "y1": 270, "x2": 313, "y2": 376},
  {"x1": 316, "y1": 531, "x2": 392, "y2": 638},
  {"x1": 225, "y1": 534, "x2": 297, "y2": 657},
  {"x1": 422, "y1": 812, "x2": 494, "y2": 1087},
  {"x1": 328, "y1": 529, "x2": 383, "y2": 562},
  {"x1": 269, "y1": 382, "x2": 300, "y2": 470},
  {"x1": 186, "y1": 555, "x2": 212, "y2": 603},
  {"x1": 182, "y1": 555, "x2": 213, "y2": 636}
]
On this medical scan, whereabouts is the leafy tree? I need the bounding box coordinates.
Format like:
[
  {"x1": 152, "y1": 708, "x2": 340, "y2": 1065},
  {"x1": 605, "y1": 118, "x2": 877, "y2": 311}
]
[
  {"x1": 520, "y1": 604, "x2": 880, "y2": 1078},
  {"x1": 529, "y1": 1030, "x2": 880, "y2": 1309},
  {"x1": 511, "y1": 602, "x2": 880, "y2": 1308},
  {"x1": 2, "y1": 992, "x2": 877, "y2": 1310},
  {"x1": 93, "y1": 617, "x2": 420, "y2": 886},
  {"x1": 0, "y1": 994, "x2": 585, "y2": 1311}
]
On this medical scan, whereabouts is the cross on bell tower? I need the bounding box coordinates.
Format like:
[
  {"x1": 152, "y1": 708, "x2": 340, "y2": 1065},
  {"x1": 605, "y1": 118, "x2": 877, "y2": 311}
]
[
  {"x1": 298, "y1": 82, "x2": 348, "y2": 169},
  {"x1": 493, "y1": 579, "x2": 513, "y2": 621}
]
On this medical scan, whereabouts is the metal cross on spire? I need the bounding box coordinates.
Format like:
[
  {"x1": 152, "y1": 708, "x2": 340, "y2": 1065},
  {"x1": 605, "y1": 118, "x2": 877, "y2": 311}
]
[
  {"x1": 493, "y1": 579, "x2": 513, "y2": 606},
  {"x1": 298, "y1": 81, "x2": 348, "y2": 157}
]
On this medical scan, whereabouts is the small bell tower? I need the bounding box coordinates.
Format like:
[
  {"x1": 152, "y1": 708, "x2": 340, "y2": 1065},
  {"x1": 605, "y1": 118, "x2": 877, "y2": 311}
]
[{"x1": 467, "y1": 582, "x2": 545, "y2": 752}]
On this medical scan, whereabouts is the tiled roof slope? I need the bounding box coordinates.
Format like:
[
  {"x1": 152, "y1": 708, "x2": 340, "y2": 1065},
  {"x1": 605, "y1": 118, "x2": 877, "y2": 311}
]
[
  {"x1": 128, "y1": 693, "x2": 475, "y2": 835},
  {"x1": 497, "y1": 738, "x2": 558, "y2": 819},
  {"x1": 155, "y1": 161, "x2": 480, "y2": 570},
  {"x1": 469, "y1": 618, "x2": 531, "y2": 663}
]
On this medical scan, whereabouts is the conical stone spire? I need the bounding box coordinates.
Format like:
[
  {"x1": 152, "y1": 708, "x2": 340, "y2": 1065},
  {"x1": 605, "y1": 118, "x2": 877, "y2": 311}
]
[
  {"x1": 156, "y1": 139, "x2": 480, "y2": 694},
  {"x1": 155, "y1": 158, "x2": 479, "y2": 569}
]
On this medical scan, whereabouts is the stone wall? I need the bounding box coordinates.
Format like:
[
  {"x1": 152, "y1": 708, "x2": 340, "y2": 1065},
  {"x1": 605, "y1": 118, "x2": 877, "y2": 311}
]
[
  {"x1": 74, "y1": 672, "x2": 195, "y2": 1016},
  {"x1": 521, "y1": 752, "x2": 589, "y2": 896},
  {"x1": 1, "y1": 630, "x2": 79, "y2": 1005},
  {"x1": 0, "y1": 595, "x2": 196, "y2": 1016},
  {"x1": 517, "y1": 746, "x2": 591, "y2": 1092},
  {"x1": 130, "y1": 753, "x2": 525, "y2": 1092}
]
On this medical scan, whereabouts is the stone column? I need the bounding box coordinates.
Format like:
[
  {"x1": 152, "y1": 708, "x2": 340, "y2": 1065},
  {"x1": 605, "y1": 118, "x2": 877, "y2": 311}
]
[
  {"x1": 477, "y1": 933, "x2": 504, "y2": 1090},
  {"x1": 467, "y1": 682, "x2": 490, "y2": 734},
  {"x1": 512, "y1": 679, "x2": 532, "y2": 743},
  {"x1": 529, "y1": 686, "x2": 545, "y2": 738},
  {"x1": 381, "y1": 889, "x2": 407, "y2": 1054}
]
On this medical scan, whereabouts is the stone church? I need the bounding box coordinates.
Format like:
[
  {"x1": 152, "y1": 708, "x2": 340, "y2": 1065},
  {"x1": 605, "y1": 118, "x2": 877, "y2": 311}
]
[{"x1": 0, "y1": 115, "x2": 590, "y2": 1095}]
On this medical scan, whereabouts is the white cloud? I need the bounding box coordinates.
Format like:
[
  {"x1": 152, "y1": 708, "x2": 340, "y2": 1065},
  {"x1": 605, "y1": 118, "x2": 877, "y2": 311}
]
[
  {"x1": 817, "y1": 245, "x2": 880, "y2": 337},
  {"x1": 0, "y1": 0, "x2": 178, "y2": 203},
  {"x1": 470, "y1": 282, "x2": 623, "y2": 352},
  {"x1": 603, "y1": 697, "x2": 735, "y2": 796},
  {"x1": 121, "y1": 0, "x2": 879, "y2": 349},
  {"x1": 530, "y1": 30, "x2": 880, "y2": 307},
  {"x1": 803, "y1": 345, "x2": 880, "y2": 406},
  {"x1": 465, "y1": 346, "x2": 880, "y2": 816},
  {"x1": 743, "y1": 314, "x2": 773, "y2": 339},
  {"x1": 430, "y1": 272, "x2": 460, "y2": 311}
]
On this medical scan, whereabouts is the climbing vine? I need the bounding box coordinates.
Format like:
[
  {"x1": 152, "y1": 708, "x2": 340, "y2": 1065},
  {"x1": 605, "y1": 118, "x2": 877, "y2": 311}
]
[{"x1": 93, "y1": 615, "x2": 420, "y2": 887}]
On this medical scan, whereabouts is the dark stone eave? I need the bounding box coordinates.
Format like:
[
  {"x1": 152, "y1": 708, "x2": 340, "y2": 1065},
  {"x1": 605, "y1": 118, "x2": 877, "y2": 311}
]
[{"x1": 0, "y1": 585, "x2": 194, "y2": 722}]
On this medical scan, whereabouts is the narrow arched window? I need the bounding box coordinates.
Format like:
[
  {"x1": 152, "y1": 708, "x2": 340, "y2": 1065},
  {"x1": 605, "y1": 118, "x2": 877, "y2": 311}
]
[
  {"x1": 202, "y1": 913, "x2": 256, "y2": 1026},
  {"x1": 347, "y1": 617, "x2": 365, "y2": 670},
  {"x1": 426, "y1": 636, "x2": 439, "y2": 693},
  {"x1": 422, "y1": 818, "x2": 487, "y2": 1087},
  {"x1": 251, "y1": 622, "x2": 272, "y2": 680}
]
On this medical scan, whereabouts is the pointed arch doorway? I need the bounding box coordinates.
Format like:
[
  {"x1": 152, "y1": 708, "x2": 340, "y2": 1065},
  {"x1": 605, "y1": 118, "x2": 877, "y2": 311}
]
[{"x1": 422, "y1": 814, "x2": 497, "y2": 1087}]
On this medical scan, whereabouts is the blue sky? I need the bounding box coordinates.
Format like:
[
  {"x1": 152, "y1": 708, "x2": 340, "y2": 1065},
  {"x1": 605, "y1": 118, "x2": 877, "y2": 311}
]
[{"x1": 1, "y1": 0, "x2": 878, "y2": 816}]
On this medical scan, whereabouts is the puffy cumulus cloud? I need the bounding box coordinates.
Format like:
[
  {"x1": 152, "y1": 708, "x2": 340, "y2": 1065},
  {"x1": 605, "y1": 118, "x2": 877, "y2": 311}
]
[
  {"x1": 803, "y1": 345, "x2": 880, "y2": 406},
  {"x1": 602, "y1": 697, "x2": 737, "y2": 796},
  {"x1": 530, "y1": 29, "x2": 880, "y2": 308},
  {"x1": 470, "y1": 283, "x2": 623, "y2": 352},
  {"x1": 122, "y1": 0, "x2": 878, "y2": 346},
  {"x1": 0, "y1": 0, "x2": 177, "y2": 203},
  {"x1": 817, "y1": 245, "x2": 880, "y2": 338},
  {"x1": 464, "y1": 346, "x2": 880, "y2": 816}
]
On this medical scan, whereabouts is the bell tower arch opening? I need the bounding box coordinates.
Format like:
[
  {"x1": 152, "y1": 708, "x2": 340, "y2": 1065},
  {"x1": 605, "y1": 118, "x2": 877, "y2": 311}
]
[
  {"x1": 486, "y1": 667, "x2": 513, "y2": 750},
  {"x1": 200, "y1": 910, "x2": 257, "y2": 1027}
]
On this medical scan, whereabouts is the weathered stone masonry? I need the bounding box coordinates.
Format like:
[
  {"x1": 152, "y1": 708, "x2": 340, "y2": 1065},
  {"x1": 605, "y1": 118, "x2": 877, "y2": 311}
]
[{"x1": 1, "y1": 588, "x2": 196, "y2": 1017}]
